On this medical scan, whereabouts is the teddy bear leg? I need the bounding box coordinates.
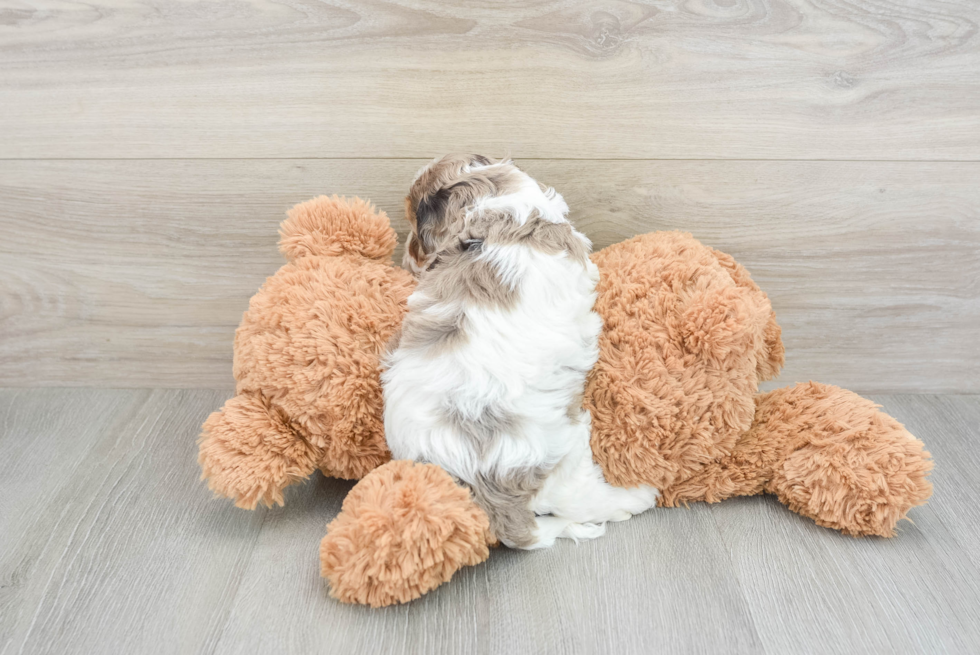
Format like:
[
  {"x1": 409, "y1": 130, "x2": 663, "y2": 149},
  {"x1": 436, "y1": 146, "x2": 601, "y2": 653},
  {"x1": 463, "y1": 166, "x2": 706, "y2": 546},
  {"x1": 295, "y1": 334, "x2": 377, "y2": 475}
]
[
  {"x1": 756, "y1": 382, "x2": 933, "y2": 537},
  {"x1": 320, "y1": 460, "x2": 494, "y2": 607},
  {"x1": 656, "y1": 436, "x2": 772, "y2": 507},
  {"x1": 198, "y1": 392, "x2": 322, "y2": 509}
]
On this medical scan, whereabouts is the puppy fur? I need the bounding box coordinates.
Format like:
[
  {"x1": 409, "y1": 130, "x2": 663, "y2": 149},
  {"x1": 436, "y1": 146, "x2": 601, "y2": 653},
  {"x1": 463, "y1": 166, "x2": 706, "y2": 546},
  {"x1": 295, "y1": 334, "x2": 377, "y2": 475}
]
[{"x1": 383, "y1": 155, "x2": 658, "y2": 548}]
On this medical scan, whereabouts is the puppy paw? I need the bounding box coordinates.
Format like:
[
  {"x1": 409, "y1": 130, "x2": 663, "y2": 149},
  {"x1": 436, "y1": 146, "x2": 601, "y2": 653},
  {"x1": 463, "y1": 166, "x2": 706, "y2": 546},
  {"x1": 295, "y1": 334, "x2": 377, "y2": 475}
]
[{"x1": 561, "y1": 521, "x2": 606, "y2": 542}]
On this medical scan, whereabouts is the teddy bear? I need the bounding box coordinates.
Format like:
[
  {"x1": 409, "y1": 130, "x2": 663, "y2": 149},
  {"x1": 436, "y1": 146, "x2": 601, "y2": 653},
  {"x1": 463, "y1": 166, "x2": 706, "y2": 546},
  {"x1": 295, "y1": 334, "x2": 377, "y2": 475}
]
[{"x1": 198, "y1": 195, "x2": 933, "y2": 608}]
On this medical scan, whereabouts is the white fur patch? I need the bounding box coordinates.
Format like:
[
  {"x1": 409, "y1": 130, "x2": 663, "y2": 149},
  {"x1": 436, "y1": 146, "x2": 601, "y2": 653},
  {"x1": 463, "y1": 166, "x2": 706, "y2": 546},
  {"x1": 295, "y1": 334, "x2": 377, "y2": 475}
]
[{"x1": 384, "y1": 164, "x2": 658, "y2": 548}]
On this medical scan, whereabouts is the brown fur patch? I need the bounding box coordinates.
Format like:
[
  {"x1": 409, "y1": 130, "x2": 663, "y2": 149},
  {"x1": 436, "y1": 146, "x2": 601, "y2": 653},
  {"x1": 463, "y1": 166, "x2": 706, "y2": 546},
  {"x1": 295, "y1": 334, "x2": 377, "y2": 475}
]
[
  {"x1": 410, "y1": 208, "x2": 591, "y2": 309},
  {"x1": 658, "y1": 383, "x2": 933, "y2": 537},
  {"x1": 398, "y1": 210, "x2": 592, "y2": 354},
  {"x1": 198, "y1": 392, "x2": 323, "y2": 509},
  {"x1": 465, "y1": 467, "x2": 549, "y2": 548},
  {"x1": 280, "y1": 195, "x2": 397, "y2": 262},
  {"x1": 707, "y1": 246, "x2": 785, "y2": 380},
  {"x1": 586, "y1": 231, "x2": 776, "y2": 491},
  {"x1": 398, "y1": 232, "x2": 521, "y2": 357},
  {"x1": 444, "y1": 402, "x2": 523, "y2": 458},
  {"x1": 423, "y1": 246, "x2": 521, "y2": 308},
  {"x1": 398, "y1": 301, "x2": 469, "y2": 353}
]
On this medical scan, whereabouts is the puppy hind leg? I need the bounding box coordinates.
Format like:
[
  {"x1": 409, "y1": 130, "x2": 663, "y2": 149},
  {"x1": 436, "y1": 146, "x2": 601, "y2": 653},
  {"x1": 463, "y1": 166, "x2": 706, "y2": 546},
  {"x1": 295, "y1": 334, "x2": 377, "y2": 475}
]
[
  {"x1": 524, "y1": 516, "x2": 574, "y2": 550},
  {"x1": 468, "y1": 467, "x2": 563, "y2": 550},
  {"x1": 468, "y1": 473, "x2": 606, "y2": 549},
  {"x1": 535, "y1": 440, "x2": 659, "y2": 525},
  {"x1": 558, "y1": 520, "x2": 606, "y2": 543},
  {"x1": 522, "y1": 516, "x2": 606, "y2": 550}
]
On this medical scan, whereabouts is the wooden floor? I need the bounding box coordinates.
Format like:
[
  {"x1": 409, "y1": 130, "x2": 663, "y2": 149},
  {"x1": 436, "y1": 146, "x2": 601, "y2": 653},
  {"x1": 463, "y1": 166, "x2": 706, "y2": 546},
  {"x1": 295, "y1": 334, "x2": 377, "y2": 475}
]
[{"x1": 0, "y1": 388, "x2": 977, "y2": 655}]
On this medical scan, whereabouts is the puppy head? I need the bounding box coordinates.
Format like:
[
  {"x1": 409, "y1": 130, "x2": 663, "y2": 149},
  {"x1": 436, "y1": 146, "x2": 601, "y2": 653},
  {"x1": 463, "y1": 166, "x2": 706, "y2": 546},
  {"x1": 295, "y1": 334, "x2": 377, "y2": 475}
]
[{"x1": 403, "y1": 155, "x2": 567, "y2": 275}]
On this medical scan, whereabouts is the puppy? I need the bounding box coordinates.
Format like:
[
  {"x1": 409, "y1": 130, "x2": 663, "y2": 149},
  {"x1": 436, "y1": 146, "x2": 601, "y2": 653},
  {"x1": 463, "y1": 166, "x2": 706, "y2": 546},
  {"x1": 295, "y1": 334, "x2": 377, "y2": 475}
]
[{"x1": 382, "y1": 155, "x2": 658, "y2": 548}]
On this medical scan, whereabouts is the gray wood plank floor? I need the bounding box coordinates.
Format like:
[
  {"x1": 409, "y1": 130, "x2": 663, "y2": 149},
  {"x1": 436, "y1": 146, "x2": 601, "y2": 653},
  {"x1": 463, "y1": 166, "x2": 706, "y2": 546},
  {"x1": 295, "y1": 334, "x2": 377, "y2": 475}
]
[{"x1": 1, "y1": 389, "x2": 977, "y2": 654}]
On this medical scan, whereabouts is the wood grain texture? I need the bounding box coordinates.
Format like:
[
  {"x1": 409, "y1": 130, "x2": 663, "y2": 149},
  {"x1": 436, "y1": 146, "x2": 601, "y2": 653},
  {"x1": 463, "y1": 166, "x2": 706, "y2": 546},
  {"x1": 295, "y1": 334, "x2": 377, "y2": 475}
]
[
  {"x1": 707, "y1": 394, "x2": 980, "y2": 654},
  {"x1": 0, "y1": 389, "x2": 978, "y2": 654},
  {"x1": 0, "y1": 388, "x2": 266, "y2": 655},
  {"x1": 2, "y1": 159, "x2": 977, "y2": 392},
  {"x1": 214, "y1": 485, "x2": 763, "y2": 655},
  {"x1": 870, "y1": 395, "x2": 980, "y2": 575},
  {"x1": 1, "y1": 0, "x2": 979, "y2": 159}
]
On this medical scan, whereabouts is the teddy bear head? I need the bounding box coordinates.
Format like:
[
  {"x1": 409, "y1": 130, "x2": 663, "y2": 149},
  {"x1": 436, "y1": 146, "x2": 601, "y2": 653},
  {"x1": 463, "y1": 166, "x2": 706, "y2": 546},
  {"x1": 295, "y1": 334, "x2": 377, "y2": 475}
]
[{"x1": 200, "y1": 196, "x2": 416, "y2": 508}]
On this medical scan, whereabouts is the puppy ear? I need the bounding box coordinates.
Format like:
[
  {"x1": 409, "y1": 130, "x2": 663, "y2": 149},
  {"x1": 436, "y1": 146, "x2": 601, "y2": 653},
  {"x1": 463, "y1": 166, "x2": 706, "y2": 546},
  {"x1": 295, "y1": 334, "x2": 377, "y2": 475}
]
[
  {"x1": 412, "y1": 187, "x2": 452, "y2": 262},
  {"x1": 406, "y1": 232, "x2": 427, "y2": 268},
  {"x1": 403, "y1": 196, "x2": 429, "y2": 269},
  {"x1": 413, "y1": 155, "x2": 490, "y2": 235},
  {"x1": 404, "y1": 154, "x2": 497, "y2": 269},
  {"x1": 415, "y1": 187, "x2": 451, "y2": 233}
]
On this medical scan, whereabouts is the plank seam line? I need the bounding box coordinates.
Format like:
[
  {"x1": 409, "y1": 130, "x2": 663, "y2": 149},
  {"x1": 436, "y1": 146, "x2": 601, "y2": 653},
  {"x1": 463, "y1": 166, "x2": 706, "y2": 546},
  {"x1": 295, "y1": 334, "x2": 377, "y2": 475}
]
[{"x1": 1, "y1": 158, "x2": 979, "y2": 163}]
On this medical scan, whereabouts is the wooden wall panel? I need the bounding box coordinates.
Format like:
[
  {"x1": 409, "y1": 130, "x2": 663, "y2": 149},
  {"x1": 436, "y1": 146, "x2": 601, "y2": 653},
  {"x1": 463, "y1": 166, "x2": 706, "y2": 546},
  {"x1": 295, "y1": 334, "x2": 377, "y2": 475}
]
[
  {"x1": 2, "y1": 159, "x2": 976, "y2": 392},
  {"x1": 1, "y1": 0, "x2": 978, "y2": 159}
]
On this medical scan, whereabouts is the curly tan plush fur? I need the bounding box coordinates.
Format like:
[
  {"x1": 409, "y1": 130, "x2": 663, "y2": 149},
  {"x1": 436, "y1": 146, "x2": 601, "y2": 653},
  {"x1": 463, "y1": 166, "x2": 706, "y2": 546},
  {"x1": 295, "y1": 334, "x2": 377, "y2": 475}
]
[
  {"x1": 660, "y1": 383, "x2": 933, "y2": 536},
  {"x1": 320, "y1": 460, "x2": 493, "y2": 607},
  {"x1": 586, "y1": 232, "x2": 784, "y2": 492},
  {"x1": 198, "y1": 195, "x2": 933, "y2": 606},
  {"x1": 311, "y1": 228, "x2": 932, "y2": 606},
  {"x1": 199, "y1": 196, "x2": 415, "y2": 508},
  {"x1": 199, "y1": 392, "x2": 322, "y2": 509}
]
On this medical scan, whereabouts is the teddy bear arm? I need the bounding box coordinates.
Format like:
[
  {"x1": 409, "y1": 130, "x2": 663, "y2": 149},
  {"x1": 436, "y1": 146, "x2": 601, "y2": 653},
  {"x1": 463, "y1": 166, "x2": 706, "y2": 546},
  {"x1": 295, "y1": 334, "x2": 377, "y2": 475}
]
[
  {"x1": 320, "y1": 460, "x2": 494, "y2": 607},
  {"x1": 198, "y1": 392, "x2": 322, "y2": 510}
]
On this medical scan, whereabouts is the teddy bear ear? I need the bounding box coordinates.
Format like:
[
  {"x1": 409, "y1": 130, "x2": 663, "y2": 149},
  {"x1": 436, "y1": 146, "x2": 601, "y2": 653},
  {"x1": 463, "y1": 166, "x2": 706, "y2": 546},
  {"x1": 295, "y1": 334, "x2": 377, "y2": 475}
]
[{"x1": 278, "y1": 195, "x2": 398, "y2": 261}]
